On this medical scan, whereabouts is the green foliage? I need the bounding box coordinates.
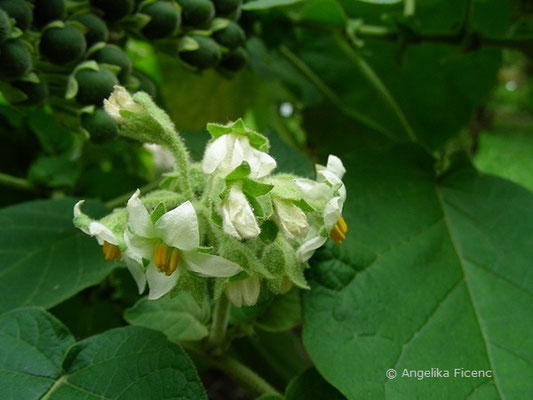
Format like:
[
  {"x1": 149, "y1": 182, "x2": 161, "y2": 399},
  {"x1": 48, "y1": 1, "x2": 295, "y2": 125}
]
[{"x1": 0, "y1": 307, "x2": 206, "y2": 399}]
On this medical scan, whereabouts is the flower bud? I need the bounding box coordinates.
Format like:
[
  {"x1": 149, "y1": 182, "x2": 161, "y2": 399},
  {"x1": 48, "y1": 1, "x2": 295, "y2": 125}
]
[
  {"x1": 141, "y1": 1, "x2": 181, "y2": 39},
  {"x1": 33, "y1": 0, "x2": 66, "y2": 28},
  {"x1": 103, "y1": 85, "x2": 141, "y2": 124},
  {"x1": 0, "y1": 0, "x2": 32, "y2": 31},
  {"x1": 74, "y1": 13, "x2": 109, "y2": 46},
  {"x1": 221, "y1": 184, "x2": 260, "y2": 240},
  {"x1": 0, "y1": 9, "x2": 10, "y2": 44},
  {"x1": 90, "y1": 0, "x2": 134, "y2": 22},
  {"x1": 213, "y1": 21, "x2": 245, "y2": 50},
  {"x1": 75, "y1": 66, "x2": 118, "y2": 105},
  {"x1": 177, "y1": 0, "x2": 215, "y2": 29},
  {"x1": 91, "y1": 45, "x2": 132, "y2": 81},
  {"x1": 40, "y1": 24, "x2": 87, "y2": 64},
  {"x1": 272, "y1": 198, "x2": 308, "y2": 241},
  {"x1": 225, "y1": 274, "x2": 260, "y2": 307},
  {"x1": 82, "y1": 108, "x2": 119, "y2": 143},
  {"x1": 11, "y1": 79, "x2": 48, "y2": 106},
  {"x1": 0, "y1": 39, "x2": 32, "y2": 80},
  {"x1": 219, "y1": 47, "x2": 247, "y2": 72},
  {"x1": 212, "y1": 0, "x2": 242, "y2": 19},
  {"x1": 179, "y1": 36, "x2": 221, "y2": 69}
]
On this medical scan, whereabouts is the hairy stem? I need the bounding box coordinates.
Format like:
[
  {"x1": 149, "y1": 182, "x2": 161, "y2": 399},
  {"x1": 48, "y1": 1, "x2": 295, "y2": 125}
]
[
  {"x1": 166, "y1": 135, "x2": 194, "y2": 199},
  {"x1": 207, "y1": 293, "x2": 231, "y2": 350},
  {"x1": 0, "y1": 172, "x2": 36, "y2": 192}
]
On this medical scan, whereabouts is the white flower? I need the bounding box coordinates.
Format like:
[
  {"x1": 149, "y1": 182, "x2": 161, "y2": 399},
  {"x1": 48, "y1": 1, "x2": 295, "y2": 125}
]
[
  {"x1": 202, "y1": 133, "x2": 276, "y2": 179},
  {"x1": 104, "y1": 85, "x2": 142, "y2": 124},
  {"x1": 225, "y1": 274, "x2": 260, "y2": 307},
  {"x1": 125, "y1": 190, "x2": 242, "y2": 300},
  {"x1": 294, "y1": 155, "x2": 348, "y2": 263},
  {"x1": 73, "y1": 201, "x2": 146, "y2": 294},
  {"x1": 272, "y1": 198, "x2": 308, "y2": 241},
  {"x1": 221, "y1": 184, "x2": 260, "y2": 240}
]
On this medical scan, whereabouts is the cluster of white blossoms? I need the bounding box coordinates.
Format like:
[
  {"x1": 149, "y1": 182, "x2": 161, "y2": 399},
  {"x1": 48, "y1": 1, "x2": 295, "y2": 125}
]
[{"x1": 74, "y1": 86, "x2": 347, "y2": 307}]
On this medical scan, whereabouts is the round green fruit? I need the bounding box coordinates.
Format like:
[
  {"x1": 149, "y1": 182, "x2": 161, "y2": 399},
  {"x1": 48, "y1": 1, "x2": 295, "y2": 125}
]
[
  {"x1": 33, "y1": 0, "x2": 66, "y2": 28},
  {"x1": 141, "y1": 1, "x2": 180, "y2": 39},
  {"x1": 75, "y1": 66, "x2": 118, "y2": 105},
  {"x1": 0, "y1": 0, "x2": 32, "y2": 31},
  {"x1": 212, "y1": 21, "x2": 244, "y2": 49},
  {"x1": 11, "y1": 79, "x2": 48, "y2": 105},
  {"x1": 177, "y1": 0, "x2": 214, "y2": 29},
  {"x1": 179, "y1": 35, "x2": 221, "y2": 69},
  {"x1": 82, "y1": 108, "x2": 118, "y2": 143},
  {"x1": 212, "y1": 0, "x2": 241, "y2": 18},
  {"x1": 74, "y1": 13, "x2": 109, "y2": 45},
  {"x1": 39, "y1": 24, "x2": 87, "y2": 64},
  {"x1": 91, "y1": 44, "x2": 131, "y2": 81},
  {"x1": 0, "y1": 39, "x2": 32, "y2": 79},
  {"x1": 132, "y1": 70, "x2": 156, "y2": 97},
  {"x1": 0, "y1": 8, "x2": 10, "y2": 43},
  {"x1": 90, "y1": 0, "x2": 134, "y2": 21},
  {"x1": 219, "y1": 46, "x2": 247, "y2": 71}
]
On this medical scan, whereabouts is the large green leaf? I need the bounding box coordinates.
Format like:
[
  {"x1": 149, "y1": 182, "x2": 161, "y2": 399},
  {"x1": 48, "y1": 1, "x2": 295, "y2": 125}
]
[
  {"x1": 286, "y1": 368, "x2": 345, "y2": 400},
  {"x1": 0, "y1": 199, "x2": 115, "y2": 313},
  {"x1": 302, "y1": 146, "x2": 533, "y2": 399},
  {"x1": 0, "y1": 308, "x2": 206, "y2": 399},
  {"x1": 124, "y1": 292, "x2": 211, "y2": 342}
]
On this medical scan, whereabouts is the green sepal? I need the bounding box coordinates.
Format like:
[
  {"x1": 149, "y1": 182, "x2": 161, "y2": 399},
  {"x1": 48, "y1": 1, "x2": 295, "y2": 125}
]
[
  {"x1": 270, "y1": 175, "x2": 301, "y2": 201},
  {"x1": 228, "y1": 270, "x2": 251, "y2": 283},
  {"x1": 150, "y1": 202, "x2": 166, "y2": 224},
  {"x1": 247, "y1": 194, "x2": 273, "y2": 222},
  {"x1": 210, "y1": 202, "x2": 223, "y2": 227},
  {"x1": 242, "y1": 178, "x2": 273, "y2": 197},
  {"x1": 171, "y1": 270, "x2": 208, "y2": 307},
  {"x1": 66, "y1": 60, "x2": 99, "y2": 100},
  {"x1": 259, "y1": 220, "x2": 278, "y2": 244},
  {"x1": 0, "y1": 81, "x2": 27, "y2": 103},
  {"x1": 206, "y1": 118, "x2": 270, "y2": 152},
  {"x1": 197, "y1": 246, "x2": 214, "y2": 254},
  {"x1": 293, "y1": 198, "x2": 315, "y2": 213},
  {"x1": 178, "y1": 36, "x2": 200, "y2": 52},
  {"x1": 226, "y1": 161, "x2": 251, "y2": 181}
]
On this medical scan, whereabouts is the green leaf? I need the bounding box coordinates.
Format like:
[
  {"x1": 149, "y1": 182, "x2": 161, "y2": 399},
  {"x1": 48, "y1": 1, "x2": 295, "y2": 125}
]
[
  {"x1": 124, "y1": 291, "x2": 211, "y2": 342},
  {"x1": 243, "y1": 0, "x2": 303, "y2": 11},
  {"x1": 0, "y1": 199, "x2": 116, "y2": 314},
  {"x1": 302, "y1": 145, "x2": 533, "y2": 398},
  {"x1": 256, "y1": 288, "x2": 302, "y2": 332},
  {"x1": 28, "y1": 156, "x2": 80, "y2": 188},
  {"x1": 286, "y1": 368, "x2": 345, "y2": 400},
  {"x1": 0, "y1": 307, "x2": 206, "y2": 399}
]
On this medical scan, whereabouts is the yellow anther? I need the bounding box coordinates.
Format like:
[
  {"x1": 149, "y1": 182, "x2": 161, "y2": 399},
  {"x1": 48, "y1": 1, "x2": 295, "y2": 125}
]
[
  {"x1": 154, "y1": 242, "x2": 179, "y2": 275},
  {"x1": 102, "y1": 241, "x2": 122, "y2": 262},
  {"x1": 337, "y1": 216, "x2": 348, "y2": 234},
  {"x1": 330, "y1": 225, "x2": 345, "y2": 244}
]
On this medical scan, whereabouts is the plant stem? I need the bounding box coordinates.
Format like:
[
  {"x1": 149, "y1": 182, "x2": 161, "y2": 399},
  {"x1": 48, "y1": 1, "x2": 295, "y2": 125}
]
[
  {"x1": 279, "y1": 45, "x2": 396, "y2": 141},
  {"x1": 207, "y1": 293, "x2": 231, "y2": 350},
  {"x1": 0, "y1": 172, "x2": 36, "y2": 192},
  {"x1": 166, "y1": 135, "x2": 194, "y2": 199},
  {"x1": 209, "y1": 354, "x2": 281, "y2": 397},
  {"x1": 105, "y1": 179, "x2": 161, "y2": 209}
]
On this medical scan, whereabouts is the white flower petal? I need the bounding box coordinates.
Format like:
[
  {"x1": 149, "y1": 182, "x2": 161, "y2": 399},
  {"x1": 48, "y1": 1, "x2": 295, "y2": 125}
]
[
  {"x1": 123, "y1": 255, "x2": 146, "y2": 294},
  {"x1": 202, "y1": 135, "x2": 228, "y2": 174},
  {"x1": 127, "y1": 189, "x2": 156, "y2": 238},
  {"x1": 273, "y1": 198, "x2": 308, "y2": 240},
  {"x1": 155, "y1": 201, "x2": 199, "y2": 250},
  {"x1": 146, "y1": 262, "x2": 179, "y2": 300},
  {"x1": 88, "y1": 221, "x2": 117, "y2": 245},
  {"x1": 73, "y1": 200, "x2": 90, "y2": 235},
  {"x1": 225, "y1": 283, "x2": 243, "y2": 307},
  {"x1": 327, "y1": 155, "x2": 346, "y2": 179},
  {"x1": 317, "y1": 168, "x2": 343, "y2": 187},
  {"x1": 241, "y1": 275, "x2": 260, "y2": 306},
  {"x1": 248, "y1": 146, "x2": 277, "y2": 179},
  {"x1": 294, "y1": 179, "x2": 331, "y2": 206},
  {"x1": 124, "y1": 231, "x2": 156, "y2": 261},
  {"x1": 323, "y1": 196, "x2": 343, "y2": 231},
  {"x1": 221, "y1": 185, "x2": 260, "y2": 240},
  {"x1": 182, "y1": 251, "x2": 242, "y2": 277},
  {"x1": 296, "y1": 235, "x2": 327, "y2": 263}
]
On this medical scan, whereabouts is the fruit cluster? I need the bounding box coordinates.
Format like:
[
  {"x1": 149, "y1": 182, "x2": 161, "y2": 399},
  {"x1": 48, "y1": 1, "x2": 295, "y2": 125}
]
[{"x1": 0, "y1": 0, "x2": 247, "y2": 142}]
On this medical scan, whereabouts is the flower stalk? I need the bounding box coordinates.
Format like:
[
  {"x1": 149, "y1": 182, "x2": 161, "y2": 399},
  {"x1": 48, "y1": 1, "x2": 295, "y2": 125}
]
[{"x1": 207, "y1": 294, "x2": 231, "y2": 352}]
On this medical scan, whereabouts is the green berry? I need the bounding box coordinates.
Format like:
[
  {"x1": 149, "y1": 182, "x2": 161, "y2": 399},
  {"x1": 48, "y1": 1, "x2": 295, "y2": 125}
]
[
  {"x1": 179, "y1": 35, "x2": 221, "y2": 69},
  {"x1": 91, "y1": 44, "x2": 131, "y2": 81},
  {"x1": 212, "y1": 0, "x2": 241, "y2": 18},
  {"x1": 0, "y1": 0, "x2": 32, "y2": 31},
  {"x1": 33, "y1": 0, "x2": 66, "y2": 28},
  {"x1": 74, "y1": 13, "x2": 109, "y2": 45},
  {"x1": 40, "y1": 25, "x2": 87, "y2": 64},
  {"x1": 82, "y1": 108, "x2": 118, "y2": 143},
  {"x1": 75, "y1": 66, "x2": 118, "y2": 105},
  {"x1": 0, "y1": 39, "x2": 32, "y2": 80},
  {"x1": 177, "y1": 0, "x2": 215, "y2": 29},
  {"x1": 219, "y1": 46, "x2": 247, "y2": 71},
  {"x1": 11, "y1": 79, "x2": 48, "y2": 105},
  {"x1": 0, "y1": 9, "x2": 10, "y2": 43},
  {"x1": 141, "y1": 1, "x2": 180, "y2": 39},
  {"x1": 90, "y1": 0, "x2": 134, "y2": 22},
  {"x1": 212, "y1": 21, "x2": 244, "y2": 50},
  {"x1": 133, "y1": 70, "x2": 156, "y2": 97}
]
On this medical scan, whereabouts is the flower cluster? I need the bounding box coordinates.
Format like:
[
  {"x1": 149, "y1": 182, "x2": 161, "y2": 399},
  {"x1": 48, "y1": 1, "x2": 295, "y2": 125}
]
[{"x1": 74, "y1": 86, "x2": 348, "y2": 307}]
